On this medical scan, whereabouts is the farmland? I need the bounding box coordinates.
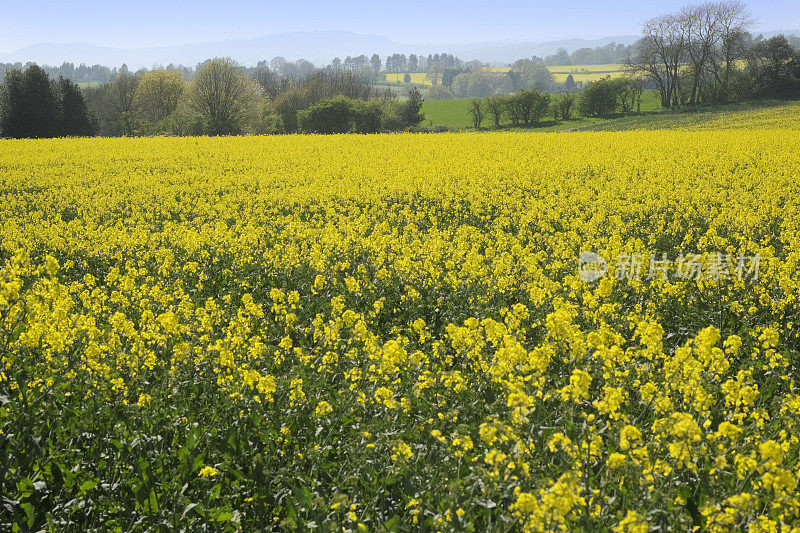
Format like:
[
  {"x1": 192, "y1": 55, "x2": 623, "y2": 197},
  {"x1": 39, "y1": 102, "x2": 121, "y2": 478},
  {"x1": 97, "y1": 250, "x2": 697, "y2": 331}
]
[
  {"x1": 421, "y1": 97, "x2": 800, "y2": 131},
  {"x1": 384, "y1": 65, "x2": 631, "y2": 87},
  {"x1": 385, "y1": 72, "x2": 433, "y2": 85},
  {"x1": 386, "y1": 64, "x2": 625, "y2": 85},
  {"x1": 2, "y1": 126, "x2": 800, "y2": 531},
  {"x1": 488, "y1": 64, "x2": 629, "y2": 84}
]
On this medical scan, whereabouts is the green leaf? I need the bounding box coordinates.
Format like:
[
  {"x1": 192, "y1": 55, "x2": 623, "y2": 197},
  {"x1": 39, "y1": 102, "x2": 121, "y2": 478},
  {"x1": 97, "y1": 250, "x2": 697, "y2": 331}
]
[
  {"x1": 16, "y1": 479, "x2": 34, "y2": 499},
  {"x1": 21, "y1": 502, "x2": 34, "y2": 528},
  {"x1": 80, "y1": 480, "x2": 97, "y2": 494},
  {"x1": 382, "y1": 515, "x2": 401, "y2": 532},
  {"x1": 148, "y1": 489, "x2": 159, "y2": 513}
]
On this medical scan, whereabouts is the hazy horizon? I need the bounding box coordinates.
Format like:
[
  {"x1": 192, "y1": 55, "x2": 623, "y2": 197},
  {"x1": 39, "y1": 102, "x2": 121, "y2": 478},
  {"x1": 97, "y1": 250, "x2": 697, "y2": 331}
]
[{"x1": 2, "y1": 0, "x2": 798, "y2": 54}]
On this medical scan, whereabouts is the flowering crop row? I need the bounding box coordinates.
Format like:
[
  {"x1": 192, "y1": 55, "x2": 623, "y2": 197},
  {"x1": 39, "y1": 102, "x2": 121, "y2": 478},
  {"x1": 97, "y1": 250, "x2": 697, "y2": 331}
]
[{"x1": 1, "y1": 131, "x2": 799, "y2": 531}]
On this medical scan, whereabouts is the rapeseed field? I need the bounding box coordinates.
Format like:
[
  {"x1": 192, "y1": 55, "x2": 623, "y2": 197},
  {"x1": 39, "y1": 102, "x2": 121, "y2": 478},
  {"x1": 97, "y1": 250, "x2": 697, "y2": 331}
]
[{"x1": 2, "y1": 131, "x2": 799, "y2": 531}]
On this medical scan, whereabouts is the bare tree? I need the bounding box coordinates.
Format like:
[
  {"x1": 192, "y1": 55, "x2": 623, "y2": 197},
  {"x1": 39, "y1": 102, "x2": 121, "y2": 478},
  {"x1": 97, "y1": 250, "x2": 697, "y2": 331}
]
[
  {"x1": 711, "y1": 1, "x2": 753, "y2": 99},
  {"x1": 654, "y1": 13, "x2": 686, "y2": 107},
  {"x1": 681, "y1": 3, "x2": 720, "y2": 104},
  {"x1": 628, "y1": 1, "x2": 752, "y2": 107},
  {"x1": 627, "y1": 14, "x2": 685, "y2": 108}
]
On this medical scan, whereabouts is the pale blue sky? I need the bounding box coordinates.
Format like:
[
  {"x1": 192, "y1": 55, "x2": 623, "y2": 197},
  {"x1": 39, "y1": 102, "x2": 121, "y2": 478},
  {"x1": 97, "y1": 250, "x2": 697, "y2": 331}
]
[{"x1": 1, "y1": 0, "x2": 798, "y2": 52}]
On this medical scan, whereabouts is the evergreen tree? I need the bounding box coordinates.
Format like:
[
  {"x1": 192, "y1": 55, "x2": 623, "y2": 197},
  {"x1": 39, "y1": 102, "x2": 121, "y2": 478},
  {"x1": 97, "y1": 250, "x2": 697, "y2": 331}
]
[
  {"x1": 0, "y1": 70, "x2": 24, "y2": 137},
  {"x1": 57, "y1": 77, "x2": 96, "y2": 136},
  {"x1": 0, "y1": 65, "x2": 58, "y2": 138},
  {"x1": 399, "y1": 87, "x2": 424, "y2": 127}
]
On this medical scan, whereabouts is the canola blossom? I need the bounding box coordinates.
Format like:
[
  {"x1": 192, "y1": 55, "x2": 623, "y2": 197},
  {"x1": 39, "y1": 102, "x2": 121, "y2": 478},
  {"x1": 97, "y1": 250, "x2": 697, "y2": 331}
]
[{"x1": 1, "y1": 131, "x2": 800, "y2": 531}]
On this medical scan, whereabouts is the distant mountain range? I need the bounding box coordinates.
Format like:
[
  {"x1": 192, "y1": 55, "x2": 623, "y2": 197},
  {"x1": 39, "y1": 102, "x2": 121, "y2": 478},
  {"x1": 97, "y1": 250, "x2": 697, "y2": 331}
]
[
  {"x1": 1, "y1": 29, "x2": 797, "y2": 68},
  {"x1": 0, "y1": 31, "x2": 641, "y2": 68}
]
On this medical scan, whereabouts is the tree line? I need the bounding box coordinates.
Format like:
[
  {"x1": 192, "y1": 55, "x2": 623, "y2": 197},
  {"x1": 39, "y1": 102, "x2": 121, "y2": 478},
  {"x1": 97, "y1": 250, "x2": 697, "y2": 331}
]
[
  {"x1": 626, "y1": 1, "x2": 800, "y2": 107},
  {"x1": 468, "y1": 89, "x2": 562, "y2": 128},
  {"x1": 465, "y1": 1, "x2": 800, "y2": 122},
  {"x1": 465, "y1": 83, "x2": 640, "y2": 129},
  {"x1": 0, "y1": 62, "x2": 116, "y2": 84},
  {"x1": 543, "y1": 43, "x2": 632, "y2": 67},
  {"x1": 467, "y1": 25, "x2": 800, "y2": 130},
  {"x1": 0, "y1": 58, "x2": 427, "y2": 138}
]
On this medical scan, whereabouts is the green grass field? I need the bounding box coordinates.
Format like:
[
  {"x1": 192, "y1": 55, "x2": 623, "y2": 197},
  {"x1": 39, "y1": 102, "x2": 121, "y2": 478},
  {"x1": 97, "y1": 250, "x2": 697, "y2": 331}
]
[
  {"x1": 421, "y1": 92, "x2": 800, "y2": 132},
  {"x1": 557, "y1": 100, "x2": 800, "y2": 131},
  {"x1": 422, "y1": 90, "x2": 662, "y2": 130},
  {"x1": 77, "y1": 81, "x2": 104, "y2": 89},
  {"x1": 421, "y1": 98, "x2": 476, "y2": 128}
]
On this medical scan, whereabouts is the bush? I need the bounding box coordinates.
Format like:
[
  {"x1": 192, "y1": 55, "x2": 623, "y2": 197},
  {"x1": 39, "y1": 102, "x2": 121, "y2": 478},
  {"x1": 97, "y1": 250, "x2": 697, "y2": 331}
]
[
  {"x1": 297, "y1": 96, "x2": 354, "y2": 134},
  {"x1": 398, "y1": 87, "x2": 424, "y2": 128},
  {"x1": 578, "y1": 77, "x2": 645, "y2": 117},
  {"x1": 382, "y1": 113, "x2": 404, "y2": 132},
  {"x1": 296, "y1": 96, "x2": 389, "y2": 134},
  {"x1": 352, "y1": 100, "x2": 384, "y2": 134},
  {"x1": 274, "y1": 88, "x2": 312, "y2": 133},
  {"x1": 508, "y1": 89, "x2": 550, "y2": 126},
  {"x1": 553, "y1": 93, "x2": 576, "y2": 120},
  {"x1": 578, "y1": 77, "x2": 620, "y2": 117},
  {"x1": 255, "y1": 101, "x2": 284, "y2": 134}
]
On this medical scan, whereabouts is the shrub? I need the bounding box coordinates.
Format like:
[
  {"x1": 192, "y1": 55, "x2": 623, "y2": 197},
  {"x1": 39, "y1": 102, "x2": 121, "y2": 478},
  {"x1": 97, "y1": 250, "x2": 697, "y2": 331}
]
[
  {"x1": 578, "y1": 77, "x2": 620, "y2": 117},
  {"x1": 352, "y1": 100, "x2": 384, "y2": 134},
  {"x1": 553, "y1": 93, "x2": 576, "y2": 120},
  {"x1": 274, "y1": 88, "x2": 311, "y2": 133},
  {"x1": 255, "y1": 101, "x2": 284, "y2": 134},
  {"x1": 382, "y1": 113, "x2": 404, "y2": 132},
  {"x1": 398, "y1": 87, "x2": 424, "y2": 127},
  {"x1": 509, "y1": 88, "x2": 550, "y2": 126},
  {"x1": 297, "y1": 96, "x2": 355, "y2": 134}
]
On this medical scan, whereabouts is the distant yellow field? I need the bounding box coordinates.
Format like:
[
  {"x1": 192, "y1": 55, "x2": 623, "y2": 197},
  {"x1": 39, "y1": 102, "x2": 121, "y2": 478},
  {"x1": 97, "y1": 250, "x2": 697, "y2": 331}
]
[
  {"x1": 487, "y1": 64, "x2": 629, "y2": 83},
  {"x1": 383, "y1": 65, "x2": 630, "y2": 86},
  {"x1": 489, "y1": 64, "x2": 625, "y2": 73},
  {"x1": 376, "y1": 61, "x2": 742, "y2": 87},
  {"x1": 549, "y1": 63, "x2": 625, "y2": 73},
  {"x1": 552, "y1": 71, "x2": 627, "y2": 83},
  {"x1": 384, "y1": 72, "x2": 433, "y2": 85}
]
